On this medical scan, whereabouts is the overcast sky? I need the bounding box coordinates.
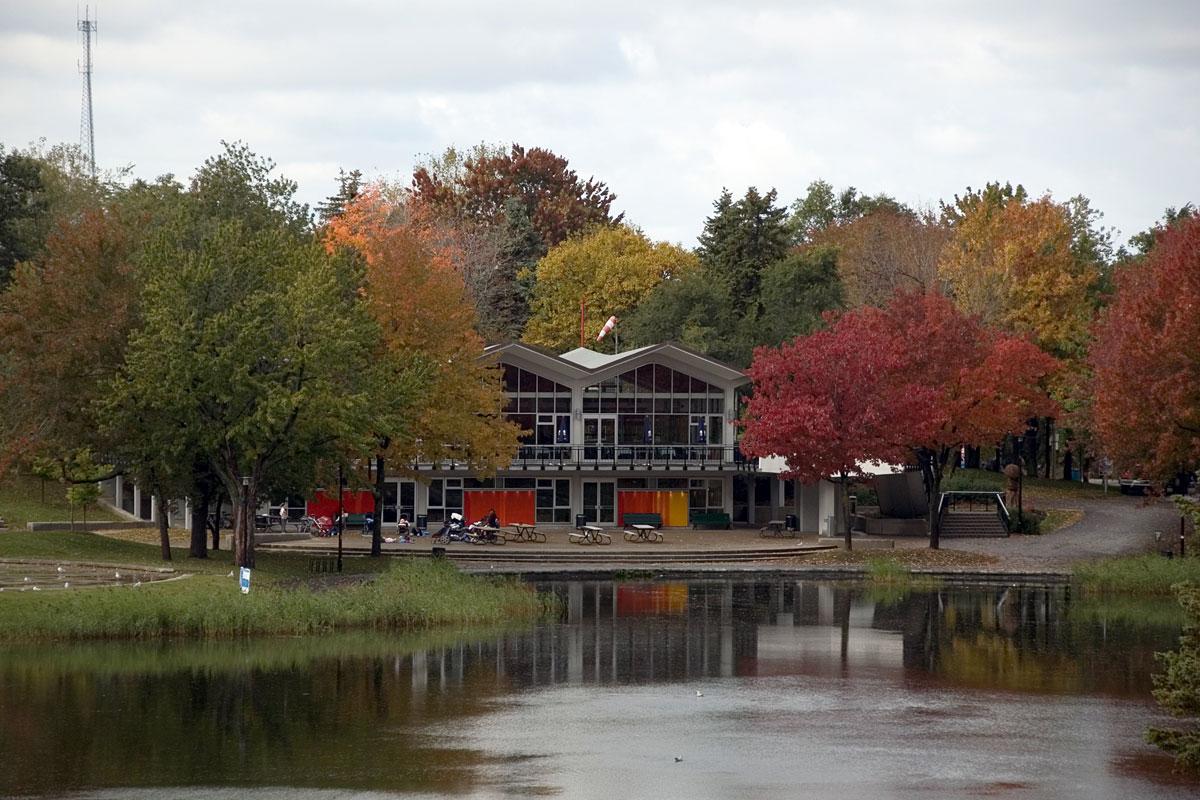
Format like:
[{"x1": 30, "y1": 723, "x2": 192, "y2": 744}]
[{"x1": 2, "y1": 0, "x2": 1196, "y2": 246}]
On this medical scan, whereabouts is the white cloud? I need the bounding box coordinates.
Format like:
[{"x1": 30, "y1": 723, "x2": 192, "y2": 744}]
[{"x1": 2, "y1": 0, "x2": 1197, "y2": 246}]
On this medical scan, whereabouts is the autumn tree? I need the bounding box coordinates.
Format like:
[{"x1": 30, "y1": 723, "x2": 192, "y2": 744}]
[
  {"x1": 0, "y1": 206, "x2": 137, "y2": 473},
  {"x1": 872, "y1": 292, "x2": 1059, "y2": 546},
  {"x1": 523, "y1": 225, "x2": 700, "y2": 352},
  {"x1": 811, "y1": 209, "x2": 947, "y2": 307},
  {"x1": 939, "y1": 192, "x2": 1098, "y2": 360},
  {"x1": 0, "y1": 140, "x2": 123, "y2": 288},
  {"x1": 789, "y1": 179, "x2": 911, "y2": 245},
  {"x1": 739, "y1": 308, "x2": 932, "y2": 551},
  {"x1": 742, "y1": 290, "x2": 1058, "y2": 549},
  {"x1": 412, "y1": 144, "x2": 622, "y2": 336},
  {"x1": 325, "y1": 189, "x2": 521, "y2": 551},
  {"x1": 1090, "y1": 215, "x2": 1200, "y2": 481},
  {"x1": 1128, "y1": 203, "x2": 1196, "y2": 256}
]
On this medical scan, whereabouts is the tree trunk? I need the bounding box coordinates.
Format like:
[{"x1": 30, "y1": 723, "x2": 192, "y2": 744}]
[
  {"x1": 839, "y1": 475, "x2": 852, "y2": 552},
  {"x1": 1043, "y1": 418, "x2": 1054, "y2": 479},
  {"x1": 158, "y1": 499, "x2": 173, "y2": 561},
  {"x1": 189, "y1": 491, "x2": 209, "y2": 559},
  {"x1": 233, "y1": 482, "x2": 256, "y2": 569},
  {"x1": 209, "y1": 487, "x2": 225, "y2": 551},
  {"x1": 371, "y1": 455, "x2": 385, "y2": 557}
]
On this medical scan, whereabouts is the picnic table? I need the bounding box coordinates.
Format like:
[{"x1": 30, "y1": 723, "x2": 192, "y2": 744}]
[
  {"x1": 569, "y1": 525, "x2": 612, "y2": 545},
  {"x1": 623, "y1": 523, "x2": 663, "y2": 543},
  {"x1": 506, "y1": 523, "x2": 545, "y2": 543},
  {"x1": 467, "y1": 525, "x2": 505, "y2": 545},
  {"x1": 759, "y1": 519, "x2": 794, "y2": 538}
]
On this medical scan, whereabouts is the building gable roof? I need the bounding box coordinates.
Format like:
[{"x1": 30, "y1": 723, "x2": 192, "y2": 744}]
[{"x1": 482, "y1": 341, "x2": 748, "y2": 386}]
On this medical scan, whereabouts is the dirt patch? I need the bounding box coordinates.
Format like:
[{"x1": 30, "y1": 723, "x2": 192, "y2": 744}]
[{"x1": 800, "y1": 548, "x2": 1000, "y2": 569}]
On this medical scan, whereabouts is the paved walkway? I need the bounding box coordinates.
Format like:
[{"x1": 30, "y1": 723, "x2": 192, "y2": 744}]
[{"x1": 935, "y1": 494, "x2": 1184, "y2": 568}]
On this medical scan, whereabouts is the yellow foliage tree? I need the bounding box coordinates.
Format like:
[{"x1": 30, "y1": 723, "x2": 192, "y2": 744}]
[
  {"x1": 325, "y1": 189, "x2": 520, "y2": 477},
  {"x1": 523, "y1": 225, "x2": 700, "y2": 352},
  {"x1": 938, "y1": 196, "x2": 1098, "y2": 359}
]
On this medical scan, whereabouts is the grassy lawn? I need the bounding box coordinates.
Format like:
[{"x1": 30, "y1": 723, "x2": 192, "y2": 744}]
[
  {"x1": 943, "y1": 468, "x2": 1111, "y2": 502},
  {"x1": 0, "y1": 473, "x2": 122, "y2": 529},
  {"x1": 0, "y1": 530, "x2": 552, "y2": 640},
  {"x1": 1040, "y1": 508, "x2": 1085, "y2": 534}
]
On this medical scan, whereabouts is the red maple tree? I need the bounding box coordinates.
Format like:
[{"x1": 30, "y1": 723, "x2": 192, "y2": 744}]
[
  {"x1": 741, "y1": 290, "x2": 1058, "y2": 549},
  {"x1": 1090, "y1": 215, "x2": 1200, "y2": 481}
]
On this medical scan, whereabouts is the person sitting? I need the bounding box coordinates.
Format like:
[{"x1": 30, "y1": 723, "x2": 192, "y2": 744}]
[
  {"x1": 484, "y1": 508, "x2": 500, "y2": 529},
  {"x1": 396, "y1": 513, "x2": 411, "y2": 542}
]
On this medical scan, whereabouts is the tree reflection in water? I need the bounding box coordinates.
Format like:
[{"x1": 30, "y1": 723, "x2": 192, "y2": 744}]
[{"x1": 0, "y1": 579, "x2": 1187, "y2": 797}]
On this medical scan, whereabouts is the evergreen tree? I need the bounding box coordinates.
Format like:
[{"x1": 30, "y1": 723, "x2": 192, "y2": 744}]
[
  {"x1": 316, "y1": 168, "x2": 363, "y2": 224},
  {"x1": 696, "y1": 187, "x2": 789, "y2": 318}
]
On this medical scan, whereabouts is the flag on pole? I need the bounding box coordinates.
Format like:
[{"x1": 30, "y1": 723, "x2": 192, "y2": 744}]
[{"x1": 596, "y1": 315, "x2": 618, "y2": 341}]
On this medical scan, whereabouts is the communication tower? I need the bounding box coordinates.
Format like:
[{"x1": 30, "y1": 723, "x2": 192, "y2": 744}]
[{"x1": 78, "y1": 6, "x2": 97, "y2": 175}]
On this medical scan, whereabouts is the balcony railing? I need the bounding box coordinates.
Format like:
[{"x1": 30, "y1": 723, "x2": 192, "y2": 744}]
[{"x1": 415, "y1": 445, "x2": 757, "y2": 472}]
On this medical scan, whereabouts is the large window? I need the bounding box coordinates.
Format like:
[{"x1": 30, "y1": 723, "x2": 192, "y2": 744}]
[
  {"x1": 585, "y1": 364, "x2": 725, "y2": 454},
  {"x1": 536, "y1": 478, "x2": 571, "y2": 523},
  {"x1": 426, "y1": 478, "x2": 463, "y2": 523},
  {"x1": 689, "y1": 478, "x2": 724, "y2": 515},
  {"x1": 502, "y1": 363, "x2": 571, "y2": 455},
  {"x1": 381, "y1": 481, "x2": 416, "y2": 524}
]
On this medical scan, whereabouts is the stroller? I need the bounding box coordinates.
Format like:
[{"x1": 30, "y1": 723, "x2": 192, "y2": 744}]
[{"x1": 433, "y1": 513, "x2": 471, "y2": 544}]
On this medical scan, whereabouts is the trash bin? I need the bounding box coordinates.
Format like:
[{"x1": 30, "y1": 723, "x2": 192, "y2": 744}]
[
  {"x1": 785, "y1": 513, "x2": 798, "y2": 531},
  {"x1": 416, "y1": 514, "x2": 428, "y2": 531},
  {"x1": 431, "y1": 546, "x2": 446, "y2": 559},
  {"x1": 574, "y1": 513, "x2": 587, "y2": 530}
]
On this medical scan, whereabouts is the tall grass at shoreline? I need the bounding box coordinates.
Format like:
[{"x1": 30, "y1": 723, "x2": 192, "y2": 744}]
[
  {"x1": 1073, "y1": 554, "x2": 1200, "y2": 596},
  {"x1": 0, "y1": 531, "x2": 555, "y2": 641}
]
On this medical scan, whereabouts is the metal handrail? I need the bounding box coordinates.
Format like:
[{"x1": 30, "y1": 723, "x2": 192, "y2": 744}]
[
  {"x1": 413, "y1": 445, "x2": 757, "y2": 471},
  {"x1": 938, "y1": 490, "x2": 1009, "y2": 528}
]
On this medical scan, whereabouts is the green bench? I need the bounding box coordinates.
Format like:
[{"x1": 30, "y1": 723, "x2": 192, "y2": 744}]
[
  {"x1": 622, "y1": 512, "x2": 662, "y2": 528},
  {"x1": 341, "y1": 513, "x2": 372, "y2": 534},
  {"x1": 690, "y1": 511, "x2": 731, "y2": 530}
]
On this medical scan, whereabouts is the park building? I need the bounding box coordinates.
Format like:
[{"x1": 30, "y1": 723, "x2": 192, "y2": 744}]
[{"x1": 99, "y1": 342, "x2": 848, "y2": 534}]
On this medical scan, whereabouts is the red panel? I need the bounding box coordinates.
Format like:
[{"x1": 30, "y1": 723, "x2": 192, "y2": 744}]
[
  {"x1": 617, "y1": 490, "x2": 656, "y2": 525},
  {"x1": 307, "y1": 490, "x2": 376, "y2": 519},
  {"x1": 464, "y1": 490, "x2": 535, "y2": 526}
]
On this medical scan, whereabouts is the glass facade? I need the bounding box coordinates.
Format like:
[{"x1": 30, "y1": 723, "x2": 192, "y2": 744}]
[
  {"x1": 586, "y1": 364, "x2": 725, "y2": 459},
  {"x1": 502, "y1": 364, "x2": 572, "y2": 456}
]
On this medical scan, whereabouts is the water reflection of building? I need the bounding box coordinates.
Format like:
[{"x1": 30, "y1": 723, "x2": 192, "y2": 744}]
[{"x1": 402, "y1": 580, "x2": 918, "y2": 694}]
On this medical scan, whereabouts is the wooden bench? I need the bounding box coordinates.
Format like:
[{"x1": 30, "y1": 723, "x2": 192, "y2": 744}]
[
  {"x1": 691, "y1": 511, "x2": 731, "y2": 530},
  {"x1": 622, "y1": 512, "x2": 662, "y2": 528},
  {"x1": 340, "y1": 513, "x2": 371, "y2": 534}
]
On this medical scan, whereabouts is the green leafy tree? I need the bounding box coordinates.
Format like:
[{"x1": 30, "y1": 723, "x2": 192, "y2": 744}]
[
  {"x1": 757, "y1": 246, "x2": 844, "y2": 346},
  {"x1": 622, "y1": 272, "x2": 743, "y2": 361},
  {"x1": 524, "y1": 225, "x2": 700, "y2": 352},
  {"x1": 789, "y1": 179, "x2": 912, "y2": 245},
  {"x1": 1129, "y1": 203, "x2": 1196, "y2": 256}
]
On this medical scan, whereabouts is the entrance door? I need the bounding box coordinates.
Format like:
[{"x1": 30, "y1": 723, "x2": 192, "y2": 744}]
[
  {"x1": 583, "y1": 415, "x2": 617, "y2": 461},
  {"x1": 582, "y1": 480, "x2": 616, "y2": 525}
]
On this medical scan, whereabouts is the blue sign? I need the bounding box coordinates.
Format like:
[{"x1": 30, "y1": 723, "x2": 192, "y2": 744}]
[{"x1": 239, "y1": 567, "x2": 251, "y2": 594}]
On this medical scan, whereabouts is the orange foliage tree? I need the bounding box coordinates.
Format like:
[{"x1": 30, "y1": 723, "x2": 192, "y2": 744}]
[{"x1": 325, "y1": 189, "x2": 520, "y2": 546}]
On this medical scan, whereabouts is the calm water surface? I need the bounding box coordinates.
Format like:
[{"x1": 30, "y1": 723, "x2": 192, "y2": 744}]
[{"x1": 1, "y1": 579, "x2": 1196, "y2": 799}]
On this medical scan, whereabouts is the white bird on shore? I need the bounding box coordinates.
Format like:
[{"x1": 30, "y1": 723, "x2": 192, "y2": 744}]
[
  {"x1": 114, "y1": 571, "x2": 121, "y2": 579},
  {"x1": 57, "y1": 566, "x2": 65, "y2": 573},
  {"x1": 31, "y1": 586, "x2": 40, "y2": 591},
  {"x1": 23, "y1": 576, "x2": 29, "y2": 582},
  {"x1": 695, "y1": 690, "x2": 704, "y2": 697},
  {"x1": 63, "y1": 582, "x2": 70, "y2": 588}
]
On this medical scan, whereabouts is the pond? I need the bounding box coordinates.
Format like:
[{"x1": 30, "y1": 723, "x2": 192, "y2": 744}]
[{"x1": 0, "y1": 578, "x2": 1196, "y2": 799}]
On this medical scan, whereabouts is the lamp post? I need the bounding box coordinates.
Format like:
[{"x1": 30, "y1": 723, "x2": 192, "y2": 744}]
[
  {"x1": 240, "y1": 475, "x2": 251, "y2": 569},
  {"x1": 337, "y1": 463, "x2": 344, "y2": 573}
]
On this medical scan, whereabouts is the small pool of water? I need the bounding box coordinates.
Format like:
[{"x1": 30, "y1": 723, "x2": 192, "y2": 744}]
[{"x1": 0, "y1": 579, "x2": 1194, "y2": 798}]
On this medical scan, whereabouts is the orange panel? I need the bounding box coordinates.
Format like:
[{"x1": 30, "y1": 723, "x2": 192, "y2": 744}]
[
  {"x1": 307, "y1": 490, "x2": 376, "y2": 518},
  {"x1": 464, "y1": 490, "x2": 535, "y2": 526}
]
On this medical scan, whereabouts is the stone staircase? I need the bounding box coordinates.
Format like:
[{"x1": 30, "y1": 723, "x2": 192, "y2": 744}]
[{"x1": 939, "y1": 511, "x2": 1008, "y2": 538}]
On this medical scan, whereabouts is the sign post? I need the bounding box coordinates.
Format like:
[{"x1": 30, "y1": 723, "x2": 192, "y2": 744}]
[{"x1": 239, "y1": 566, "x2": 251, "y2": 594}]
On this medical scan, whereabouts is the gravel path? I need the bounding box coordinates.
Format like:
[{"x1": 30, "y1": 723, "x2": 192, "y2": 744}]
[{"x1": 941, "y1": 495, "x2": 1184, "y2": 568}]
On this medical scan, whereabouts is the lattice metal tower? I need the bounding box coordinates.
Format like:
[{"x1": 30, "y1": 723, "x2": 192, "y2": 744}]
[{"x1": 78, "y1": 7, "x2": 97, "y2": 176}]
